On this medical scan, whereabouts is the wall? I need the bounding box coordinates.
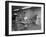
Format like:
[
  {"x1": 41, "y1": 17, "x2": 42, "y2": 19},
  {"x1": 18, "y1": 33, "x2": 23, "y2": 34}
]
[
  {"x1": 34, "y1": 8, "x2": 41, "y2": 25},
  {"x1": 23, "y1": 9, "x2": 33, "y2": 19},
  {"x1": 23, "y1": 7, "x2": 41, "y2": 25}
]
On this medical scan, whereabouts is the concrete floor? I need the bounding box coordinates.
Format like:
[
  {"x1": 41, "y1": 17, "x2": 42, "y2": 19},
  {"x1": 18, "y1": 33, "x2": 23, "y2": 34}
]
[
  {"x1": 12, "y1": 21, "x2": 41, "y2": 31},
  {"x1": 16, "y1": 24, "x2": 41, "y2": 31},
  {"x1": 27, "y1": 24, "x2": 41, "y2": 30}
]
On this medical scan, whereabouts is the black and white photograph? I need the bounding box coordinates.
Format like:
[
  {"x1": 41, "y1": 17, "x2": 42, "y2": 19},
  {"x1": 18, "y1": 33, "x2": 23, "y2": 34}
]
[
  {"x1": 5, "y1": 1, "x2": 45, "y2": 36},
  {"x1": 12, "y1": 6, "x2": 41, "y2": 31}
]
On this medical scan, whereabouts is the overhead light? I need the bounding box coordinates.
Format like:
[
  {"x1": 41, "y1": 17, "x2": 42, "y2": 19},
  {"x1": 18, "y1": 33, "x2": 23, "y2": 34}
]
[
  {"x1": 13, "y1": 6, "x2": 32, "y2": 11},
  {"x1": 22, "y1": 6, "x2": 32, "y2": 9},
  {"x1": 13, "y1": 9, "x2": 19, "y2": 11},
  {"x1": 14, "y1": 13, "x2": 17, "y2": 15}
]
